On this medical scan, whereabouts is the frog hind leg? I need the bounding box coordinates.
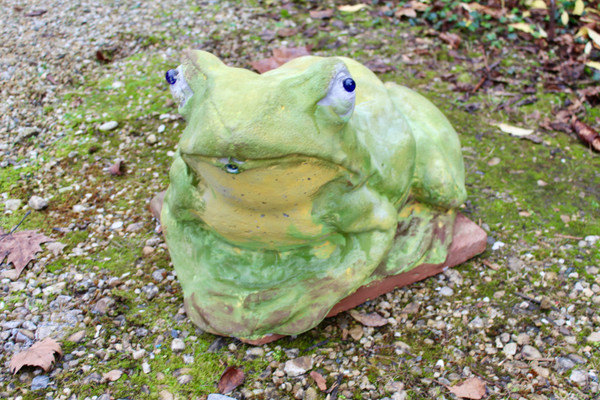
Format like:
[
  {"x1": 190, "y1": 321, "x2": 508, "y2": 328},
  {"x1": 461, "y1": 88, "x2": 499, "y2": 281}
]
[
  {"x1": 370, "y1": 83, "x2": 467, "y2": 281},
  {"x1": 385, "y1": 82, "x2": 466, "y2": 209}
]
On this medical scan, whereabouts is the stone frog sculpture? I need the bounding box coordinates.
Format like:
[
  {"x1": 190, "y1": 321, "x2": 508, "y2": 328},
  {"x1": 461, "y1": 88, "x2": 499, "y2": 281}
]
[{"x1": 161, "y1": 50, "x2": 467, "y2": 341}]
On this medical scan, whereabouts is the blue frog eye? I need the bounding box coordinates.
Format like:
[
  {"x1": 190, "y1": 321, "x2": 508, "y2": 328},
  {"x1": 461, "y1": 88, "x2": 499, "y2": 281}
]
[
  {"x1": 225, "y1": 164, "x2": 239, "y2": 174},
  {"x1": 342, "y1": 78, "x2": 356, "y2": 93},
  {"x1": 165, "y1": 69, "x2": 178, "y2": 85}
]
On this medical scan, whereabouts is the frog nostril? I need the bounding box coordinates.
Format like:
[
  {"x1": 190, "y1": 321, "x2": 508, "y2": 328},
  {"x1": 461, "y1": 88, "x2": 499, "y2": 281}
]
[
  {"x1": 225, "y1": 164, "x2": 239, "y2": 174},
  {"x1": 165, "y1": 69, "x2": 178, "y2": 85}
]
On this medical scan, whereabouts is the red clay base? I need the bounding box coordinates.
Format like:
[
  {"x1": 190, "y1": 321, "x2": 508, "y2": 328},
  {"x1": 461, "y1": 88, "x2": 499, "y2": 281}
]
[
  {"x1": 239, "y1": 214, "x2": 487, "y2": 345},
  {"x1": 150, "y1": 194, "x2": 487, "y2": 346}
]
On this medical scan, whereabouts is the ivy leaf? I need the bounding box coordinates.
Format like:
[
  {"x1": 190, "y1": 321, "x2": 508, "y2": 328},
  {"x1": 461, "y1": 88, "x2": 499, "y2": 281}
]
[
  {"x1": 9, "y1": 338, "x2": 62, "y2": 374},
  {"x1": 0, "y1": 229, "x2": 55, "y2": 278}
]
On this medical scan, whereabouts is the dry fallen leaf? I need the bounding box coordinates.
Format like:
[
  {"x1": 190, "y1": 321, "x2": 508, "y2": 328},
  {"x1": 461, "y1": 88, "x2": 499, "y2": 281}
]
[
  {"x1": 310, "y1": 370, "x2": 328, "y2": 391},
  {"x1": 572, "y1": 118, "x2": 600, "y2": 152},
  {"x1": 9, "y1": 338, "x2": 62, "y2": 374},
  {"x1": 218, "y1": 366, "x2": 245, "y2": 394},
  {"x1": 250, "y1": 46, "x2": 311, "y2": 74},
  {"x1": 446, "y1": 377, "x2": 487, "y2": 399},
  {"x1": 109, "y1": 159, "x2": 124, "y2": 176},
  {"x1": 309, "y1": 9, "x2": 334, "y2": 19},
  {"x1": 586, "y1": 61, "x2": 600, "y2": 71},
  {"x1": 395, "y1": 7, "x2": 417, "y2": 18},
  {"x1": 439, "y1": 32, "x2": 462, "y2": 49},
  {"x1": 365, "y1": 59, "x2": 396, "y2": 73},
  {"x1": 102, "y1": 369, "x2": 123, "y2": 382},
  {"x1": 277, "y1": 28, "x2": 298, "y2": 38},
  {"x1": 573, "y1": 0, "x2": 584, "y2": 16},
  {"x1": 338, "y1": 4, "x2": 369, "y2": 13},
  {"x1": 0, "y1": 229, "x2": 54, "y2": 278},
  {"x1": 349, "y1": 309, "x2": 388, "y2": 327},
  {"x1": 348, "y1": 325, "x2": 364, "y2": 341},
  {"x1": 496, "y1": 123, "x2": 534, "y2": 137}
]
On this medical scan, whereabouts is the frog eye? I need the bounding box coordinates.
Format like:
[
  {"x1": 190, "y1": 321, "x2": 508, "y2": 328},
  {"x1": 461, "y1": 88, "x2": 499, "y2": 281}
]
[
  {"x1": 167, "y1": 65, "x2": 194, "y2": 108},
  {"x1": 317, "y1": 64, "x2": 356, "y2": 120},
  {"x1": 343, "y1": 78, "x2": 356, "y2": 93},
  {"x1": 165, "y1": 69, "x2": 178, "y2": 85},
  {"x1": 225, "y1": 164, "x2": 239, "y2": 174}
]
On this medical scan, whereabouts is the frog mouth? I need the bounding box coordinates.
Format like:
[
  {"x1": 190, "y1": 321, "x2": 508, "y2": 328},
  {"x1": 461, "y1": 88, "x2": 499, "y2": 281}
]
[
  {"x1": 179, "y1": 153, "x2": 350, "y2": 248},
  {"x1": 181, "y1": 153, "x2": 349, "y2": 207}
]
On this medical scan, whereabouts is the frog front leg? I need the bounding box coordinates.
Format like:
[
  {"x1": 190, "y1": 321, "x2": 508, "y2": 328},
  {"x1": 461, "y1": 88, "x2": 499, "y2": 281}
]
[{"x1": 312, "y1": 179, "x2": 397, "y2": 234}]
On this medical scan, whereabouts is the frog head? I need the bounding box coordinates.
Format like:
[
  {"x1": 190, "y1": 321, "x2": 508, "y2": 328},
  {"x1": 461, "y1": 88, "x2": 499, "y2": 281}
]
[
  {"x1": 167, "y1": 50, "x2": 361, "y2": 167},
  {"x1": 163, "y1": 50, "x2": 387, "y2": 248}
]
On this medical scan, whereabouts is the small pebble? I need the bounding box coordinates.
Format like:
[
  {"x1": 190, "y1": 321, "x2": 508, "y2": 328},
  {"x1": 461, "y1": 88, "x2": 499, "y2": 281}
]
[
  {"x1": 521, "y1": 345, "x2": 542, "y2": 360},
  {"x1": 4, "y1": 199, "x2": 22, "y2": 211},
  {"x1": 570, "y1": 369, "x2": 588, "y2": 386},
  {"x1": 171, "y1": 338, "x2": 185, "y2": 352},
  {"x1": 28, "y1": 195, "x2": 48, "y2": 210},
  {"x1": 99, "y1": 121, "x2": 118, "y2": 131},
  {"x1": 31, "y1": 375, "x2": 49, "y2": 390},
  {"x1": 147, "y1": 134, "x2": 158, "y2": 144},
  {"x1": 438, "y1": 286, "x2": 454, "y2": 296},
  {"x1": 503, "y1": 342, "x2": 517, "y2": 356}
]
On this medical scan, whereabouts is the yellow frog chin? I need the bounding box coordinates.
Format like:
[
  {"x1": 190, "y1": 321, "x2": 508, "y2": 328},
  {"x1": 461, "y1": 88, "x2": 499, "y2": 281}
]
[{"x1": 182, "y1": 154, "x2": 348, "y2": 250}]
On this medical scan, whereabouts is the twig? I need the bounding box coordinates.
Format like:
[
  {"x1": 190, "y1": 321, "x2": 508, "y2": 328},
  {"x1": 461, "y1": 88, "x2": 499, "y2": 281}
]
[
  {"x1": 515, "y1": 292, "x2": 559, "y2": 311},
  {"x1": 472, "y1": 76, "x2": 486, "y2": 94},
  {"x1": 548, "y1": 0, "x2": 556, "y2": 42},
  {"x1": 482, "y1": 260, "x2": 500, "y2": 271},
  {"x1": 0, "y1": 211, "x2": 31, "y2": 241},
  {"x1": 471, "y1": 369, "x2": 508, "y2": 394},
  {"x1": 554, "y1": 233, "x2": 583, "y2": 240},
  {"x1": 327, "y1": 373, "x2": 344, "y2": 399},
  {"x1": 302, "y1": 339, "x2": 329, "y2": 354}
]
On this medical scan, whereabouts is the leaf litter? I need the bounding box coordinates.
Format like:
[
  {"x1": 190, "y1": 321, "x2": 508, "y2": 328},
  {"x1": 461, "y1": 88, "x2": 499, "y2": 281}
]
[
  {"x1": 0, "y1": 227, "x2": 56, "y2": 278},
  {"x1": 9, "y1": 338, "x2": 62, "y2": 374},
  {"x1": 218, "y1": 366, "x2": 245, "y2": 394}
]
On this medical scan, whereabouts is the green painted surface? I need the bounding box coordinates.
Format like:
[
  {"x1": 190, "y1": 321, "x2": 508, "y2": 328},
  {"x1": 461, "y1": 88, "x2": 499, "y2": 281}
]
[{"x1": 162, "y1": 50, "x2": 467, "y2": 339}]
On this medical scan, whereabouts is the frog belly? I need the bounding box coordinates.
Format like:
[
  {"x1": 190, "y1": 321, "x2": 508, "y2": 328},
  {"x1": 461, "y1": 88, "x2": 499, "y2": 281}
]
[{"x1": 182, "y1": 154, "x2": 346, "y2": 249}]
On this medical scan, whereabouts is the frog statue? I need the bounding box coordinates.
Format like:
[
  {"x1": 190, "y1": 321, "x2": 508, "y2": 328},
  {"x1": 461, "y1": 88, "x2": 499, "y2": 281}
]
[{"x1": 161, "y1": 50, "x2": 474, "y2": 341}]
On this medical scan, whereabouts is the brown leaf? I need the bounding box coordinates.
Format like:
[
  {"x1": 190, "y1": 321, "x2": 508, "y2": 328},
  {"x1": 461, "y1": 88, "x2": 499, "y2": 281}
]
[
  {"x1": 348, "y1": 325, "x2": 363, "y2": 341},
  {"x1": 572, "y1": 119, "x2": 600, "y2": 152},
  {"x1": 365, "y1": 59, "x2": 396, "y2": 73},
  {"x1": 395, "y1": 8, "x2": 417, "y2": 18},
  {"x1": 439, "y1": 32, "x2": 462, "y2": 49},
  {"x1": 349, "y1": 309, "x2": 388, "y2": 327},
  {"x1": 446, "y1": 377, "x2": 487, "y2": 399},
  {"x1": 310, "y1": 9, "x2": 334, "y2": 19},
  {"x1": 310, "y1": 371, "x2": 327, "y2": 391},
  {"x1": 109, "y1": 159, "x2": 124, "y2": 176},
  {"x1": 277, "y1": 28, "x2": 298, "y2": 38},
  {"x1": 409, "y1": 1, "x2": 429, "y2": 11},
  {"x1": 250, "y1": 47, "x2": 311, "y2": 74},
  {"x1": 272, "y1": 47, "x2": 311, "y2": 64},
  {"x1": 102, "y1": 369, "x2": 123, "y2": 382},
  {"x1": 218, "y1": 366, "x2": 245, "y2": 394},
  {"x1": 9, "y1": 338, "x2": 62, "y2": 374},
  {"x1": 0, "y1": 229, "x2": 54, "y2": 278},
  {"x1": 250, "y1": 58, "x2": 282, "y2": 74}
]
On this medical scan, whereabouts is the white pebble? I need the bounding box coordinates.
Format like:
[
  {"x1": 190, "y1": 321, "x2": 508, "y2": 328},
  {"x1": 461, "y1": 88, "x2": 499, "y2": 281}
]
[{"x1": 99, "y1": 121, "x2": 118, "y2": 131}]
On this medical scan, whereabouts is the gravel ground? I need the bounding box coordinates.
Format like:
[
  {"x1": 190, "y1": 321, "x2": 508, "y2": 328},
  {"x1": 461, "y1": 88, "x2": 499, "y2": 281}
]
[{"x1": 1, "y1": 1, "x2": 600, "y2": 400}]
